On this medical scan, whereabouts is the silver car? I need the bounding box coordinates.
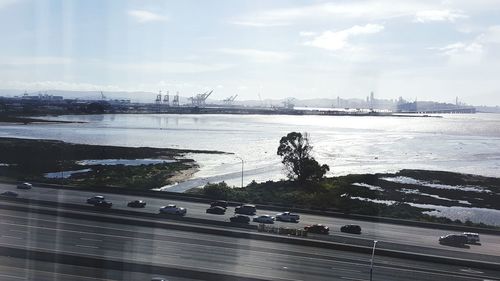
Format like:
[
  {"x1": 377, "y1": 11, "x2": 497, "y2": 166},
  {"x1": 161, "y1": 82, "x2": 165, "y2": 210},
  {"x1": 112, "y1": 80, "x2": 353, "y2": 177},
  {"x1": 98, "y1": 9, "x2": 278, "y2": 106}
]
[
  {"x1": 253, "y1": 215, "x2": 275, "y2": 224},
  {"x1": 159, "y1": 204, "x2": 187, "y2": 216}
]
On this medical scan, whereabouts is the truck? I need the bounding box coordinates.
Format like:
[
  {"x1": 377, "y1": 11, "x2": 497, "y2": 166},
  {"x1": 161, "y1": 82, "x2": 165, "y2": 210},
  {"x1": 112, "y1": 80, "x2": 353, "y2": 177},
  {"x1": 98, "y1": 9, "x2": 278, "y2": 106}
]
[{"x1": 275, "y1": 212, "x2": 300, "y2": 222}]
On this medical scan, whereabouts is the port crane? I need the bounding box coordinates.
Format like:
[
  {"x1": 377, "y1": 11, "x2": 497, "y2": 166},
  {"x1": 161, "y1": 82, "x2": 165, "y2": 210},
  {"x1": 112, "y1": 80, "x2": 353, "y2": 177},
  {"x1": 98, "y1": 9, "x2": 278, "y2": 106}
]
[
  {"x1": 188, "y1": 90, "x2": 213, "y2": 107},
  {"x1": 172, "y1": 92, "x2": 179, "y2": 107},
  {"x1": 223, "y1": 94, "x2": 238, "y2": 105},
  {"x1": 163, "y1": 91, "x2": 169, "y2": 106}
]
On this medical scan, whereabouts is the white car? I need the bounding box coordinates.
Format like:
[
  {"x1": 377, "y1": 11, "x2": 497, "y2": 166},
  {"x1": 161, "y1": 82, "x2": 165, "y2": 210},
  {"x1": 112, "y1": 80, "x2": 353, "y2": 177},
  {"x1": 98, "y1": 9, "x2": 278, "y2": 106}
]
[
  {"x1": 86, "y1": 195, "x2": 105, "y2": 204},
  {"x1": 275, "y1": 212, "x2": 300, "y2": 222},
  {"x1": 159, "y1": 204, "x2": 187, "y2": 216},
  {"x1": 17, "y1": 182, "x2": 33, "y2": 190},
  {"x1": 253, "y1": 215, "x2": 275, "y2": 224}
]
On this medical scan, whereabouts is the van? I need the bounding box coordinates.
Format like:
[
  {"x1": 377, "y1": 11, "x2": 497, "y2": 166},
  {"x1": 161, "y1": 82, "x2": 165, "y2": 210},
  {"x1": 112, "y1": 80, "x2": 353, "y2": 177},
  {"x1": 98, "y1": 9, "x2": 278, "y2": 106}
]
[{"x1": 463, "y1": 232, "x2": 480, "y2": 244}]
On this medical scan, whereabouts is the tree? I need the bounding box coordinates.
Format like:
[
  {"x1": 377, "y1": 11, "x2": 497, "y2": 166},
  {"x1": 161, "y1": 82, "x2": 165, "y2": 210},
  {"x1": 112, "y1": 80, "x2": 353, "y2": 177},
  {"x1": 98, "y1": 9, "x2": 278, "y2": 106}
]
[
  {"x1": 277, "y1": 132, "x2": 329, "y2": 183},
  {"x1": 201, "y1": 182, "x2": 232, "y2": 199}
]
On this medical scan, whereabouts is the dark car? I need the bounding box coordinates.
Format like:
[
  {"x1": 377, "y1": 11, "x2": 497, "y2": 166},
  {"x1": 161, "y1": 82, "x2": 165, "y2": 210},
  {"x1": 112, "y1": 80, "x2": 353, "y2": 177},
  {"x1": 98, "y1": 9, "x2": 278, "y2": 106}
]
[
  {"x1": 230, "y1": 215, "x2": 251, "y2": 223},
  {"x1": 341, "y1": 224, "x2": 362, "y2": 234},
  {"x1": 235, "y1": 204, "x2": 256, "y2": 215},
  {"x1": 439, "y1": 234, "x2": 468, "y2": 246},
  {"x1": 206, "y1": 206, "x2": 226, "y2": 215},
  {"x1": 304, "y1": 224, "x2": 329, "y2": 234},
  {"x1": 87, "y1": 195, "x2": 105, "y2": 204},
  {"x1": 127, "y1": 200, "x2": 146, "y2": 208},
  {"x1": 210, "y1": 200, "x2": 228, "y2": 209},
  {"x1": 1, "y1": 191, "x2": 18, "y2": 197},
  {"x1": 17, "y1": 182, "x2": 33, "y2": 189},
  {"x1": 94, "y1": 200, "x2": 112, "y2": 209}
]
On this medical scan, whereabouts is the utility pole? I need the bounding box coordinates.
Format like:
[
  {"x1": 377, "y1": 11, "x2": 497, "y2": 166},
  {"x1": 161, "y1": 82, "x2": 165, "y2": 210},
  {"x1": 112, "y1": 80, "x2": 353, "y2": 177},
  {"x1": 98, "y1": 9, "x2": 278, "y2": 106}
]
[{"x1": 370, "y1": 240, "x2": 378, "y2": 281}]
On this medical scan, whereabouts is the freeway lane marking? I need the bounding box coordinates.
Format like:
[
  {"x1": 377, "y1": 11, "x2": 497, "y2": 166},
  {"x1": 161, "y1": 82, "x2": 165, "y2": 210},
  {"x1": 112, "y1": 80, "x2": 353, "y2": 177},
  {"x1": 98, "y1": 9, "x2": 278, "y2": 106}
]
[
  {"x1": 461, "y1": 268, "x2": 484, "y2": 274},
  {"x1": 79, "y1": 237, "x2": 103, "y2": 242},
  {"x1": 0, "y1": 264, "x2": 117, "y2": 281},
  {"x1": 1, "y1": 235, "x2": 23, "y2": 240},
  {"x1": 332, "y1": 267, "x2": 363, "y2": 274},
  {"x1": 341, "y1": 277, "x2": 366, "y2": 281},
  {"x1": 0, "y1": 273, "x2": 24, "y2": 279},
  {"x1": 75, "y1": 244, "x2": 99, "y2": 249},
  {"x1": 8, "y1": 229, "x2": 26, "y2": 233}
]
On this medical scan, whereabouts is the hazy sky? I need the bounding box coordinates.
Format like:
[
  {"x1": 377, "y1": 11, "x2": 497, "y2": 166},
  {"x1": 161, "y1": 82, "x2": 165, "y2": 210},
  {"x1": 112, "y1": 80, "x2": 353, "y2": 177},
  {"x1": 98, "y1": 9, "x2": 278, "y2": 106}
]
[{"x1": 1, "y1": 0, "x2": 500, "y2": 105}]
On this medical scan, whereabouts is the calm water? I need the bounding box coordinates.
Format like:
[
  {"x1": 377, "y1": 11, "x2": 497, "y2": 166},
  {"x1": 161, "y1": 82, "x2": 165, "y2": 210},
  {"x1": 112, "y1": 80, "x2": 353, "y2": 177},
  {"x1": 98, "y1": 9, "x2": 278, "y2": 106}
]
[{"x1": 1, "y1": 113, "x2": 500, "y2": 191}]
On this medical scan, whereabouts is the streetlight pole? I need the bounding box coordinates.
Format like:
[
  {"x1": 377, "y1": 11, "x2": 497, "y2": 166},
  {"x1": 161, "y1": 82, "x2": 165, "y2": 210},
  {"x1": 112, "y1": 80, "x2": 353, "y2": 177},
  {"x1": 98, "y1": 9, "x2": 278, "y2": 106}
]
[
  {"x1": 370, "y1": 240, "x2": 378, "y2": 281},
  {"x1": 235, "y1": 156, "x2": 244, "y2": 188}
]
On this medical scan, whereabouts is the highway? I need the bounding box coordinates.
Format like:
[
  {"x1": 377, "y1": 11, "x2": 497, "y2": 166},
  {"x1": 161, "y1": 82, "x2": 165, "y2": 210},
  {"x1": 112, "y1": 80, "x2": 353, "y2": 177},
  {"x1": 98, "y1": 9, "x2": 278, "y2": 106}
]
[
  {"x1": 1, "y1": 207, "x2": 499, "y2": 281},
  {"x1": 0, "y1": 256, "x2": 200, "y2": 281},
  {"x1": 1, "y1": 182, "x2": 499, "y2": 260}
]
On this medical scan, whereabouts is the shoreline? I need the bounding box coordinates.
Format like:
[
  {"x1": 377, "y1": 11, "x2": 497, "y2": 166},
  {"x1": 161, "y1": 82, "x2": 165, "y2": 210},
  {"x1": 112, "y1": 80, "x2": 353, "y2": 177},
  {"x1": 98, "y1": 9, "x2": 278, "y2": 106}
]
[{"x1": 0, "y1": 137, "x2": 223, "y2": 190}]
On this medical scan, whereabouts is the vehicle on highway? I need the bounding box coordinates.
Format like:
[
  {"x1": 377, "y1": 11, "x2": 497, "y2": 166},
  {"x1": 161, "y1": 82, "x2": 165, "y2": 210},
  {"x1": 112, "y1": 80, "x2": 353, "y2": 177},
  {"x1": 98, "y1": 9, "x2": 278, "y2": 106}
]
[
  {"x1": 87, "y1": 195, "x2": 105, "y2": 204},
  {"x1": 439, "y1": 234, "x2": 468, "y2": 246},
  {"x1": 206, "y1": 206, "x2": 226, "y2": 215},
  {"x1": 463, "y1": 232, "x2": 480, "y2": 244},
  {"x1": 253, "y1": 215, "x2": 275, "y2": 224},
  {"x1": 340, "y1": 224, "x2": 362, "y2": 234},
  {"x1": 229, "y1": 215, "x2": 251, "y2": 223},
  {"x1": 210, "y1": 200, "x2": 228, "y2": 209},
  {"x1": 159, "y1": 204, "x2": 187, "y2": 216},
  {"x1": 16, "y1": 182, "x2": 33, "y2": 189},
  {"x1": 151, "y1": 278, "x2": 168, "y2": 281},
  {"x1": 127, "y1": 200, "x2": 146, "y2": 208},
  {"x1": 304, "y1": 224, "x2": 329, "y2": 234},
  {"x1": 275, "y1": 212, "x2": 300, "y2": 222},
  {"x1": 1, "y1": 191, "x2": 18, "y2": 197},
  {"x1": 235, "y1": 204, "x2": 256, "y2": 215},
  {"x1": 94, "y1": 200, "x2": 112, "y2": 209}
]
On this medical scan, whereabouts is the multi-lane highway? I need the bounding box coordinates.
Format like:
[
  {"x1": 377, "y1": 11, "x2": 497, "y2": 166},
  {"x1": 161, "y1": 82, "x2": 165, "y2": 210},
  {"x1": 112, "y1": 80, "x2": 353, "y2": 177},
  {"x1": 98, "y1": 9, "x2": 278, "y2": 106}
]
[
  {"x1": 1, "y1": 206, "x2": 499, "y2": 281},
  {"x1": 1, "y1": 182, "x2": 499, "y2": 260},
  {"x1": 1, "y1": 181, "x2": 500, "y2": 280}
]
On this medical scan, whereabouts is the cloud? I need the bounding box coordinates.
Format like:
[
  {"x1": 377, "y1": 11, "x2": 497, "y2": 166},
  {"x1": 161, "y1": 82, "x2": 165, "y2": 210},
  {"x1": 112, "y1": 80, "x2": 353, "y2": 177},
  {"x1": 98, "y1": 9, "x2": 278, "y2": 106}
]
[
  {"x1": 110, "y1": 61, "x2": 232, "y2": 74},
  {"x1": 0, "y1": 56, "x2": 73, "y2": 66},
  {"x1": 229, "y1": 20, "x2": 289, "y2": 27},
  {"x1": 0, "y1": 0, "x2": 18, "y2": 9},
  {"x1": 299, "y1": 31, "x2": 317, "y2": 37},
  {"x1": 438, "y1": 42, "x2": 483, "y2": 56},
  {"x1": 304, "y1": 24, "x2": 384, "y2": 51},
  {"x1": 414, "y1": 10, "x2": 468, "y2": 23},
  {"x1": 128, "y1": 10, "x2": 167, "y2": 23},
  {"x1": 231, "y1": 1, "x2": 430, "y2": 27},
  {"x1": 433, "y1": 25, "x2": 500, "y2": 63},
  {"x1": 0, "y1": 80, "x2": 125, "y2": 92},
  {"x1": 481, "y1": 25, "x2": 500, "y2": 44},
  {"x1": 220, "y1": 48, "x2": 292, "y2": 63}
]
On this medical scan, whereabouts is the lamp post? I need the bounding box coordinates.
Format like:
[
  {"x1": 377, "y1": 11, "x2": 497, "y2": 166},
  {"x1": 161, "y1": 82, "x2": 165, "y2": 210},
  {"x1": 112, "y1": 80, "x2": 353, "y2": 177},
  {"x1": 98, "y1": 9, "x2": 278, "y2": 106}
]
[
  {"x1": 370, "y1": 240, "x2": 378, "y2": 281},
  {"x1": 235, "y1": 156, "x2": 244, "y2": 188}
]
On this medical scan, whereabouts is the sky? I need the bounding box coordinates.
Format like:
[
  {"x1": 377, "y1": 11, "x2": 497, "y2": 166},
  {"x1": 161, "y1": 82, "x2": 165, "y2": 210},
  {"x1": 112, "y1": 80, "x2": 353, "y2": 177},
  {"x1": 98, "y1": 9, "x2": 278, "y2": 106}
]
[{"x1": 0, "y1": 0, "x2": 500, "y2": 105}]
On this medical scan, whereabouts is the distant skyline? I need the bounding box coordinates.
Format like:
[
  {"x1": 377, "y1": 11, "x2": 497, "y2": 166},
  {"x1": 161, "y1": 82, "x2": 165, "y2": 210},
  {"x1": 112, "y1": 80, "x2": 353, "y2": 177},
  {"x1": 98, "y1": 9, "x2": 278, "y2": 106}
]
[{"x1": 1, "y1": 0, "x2": 500, "y2": 105}]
